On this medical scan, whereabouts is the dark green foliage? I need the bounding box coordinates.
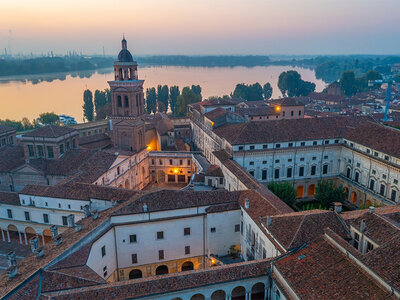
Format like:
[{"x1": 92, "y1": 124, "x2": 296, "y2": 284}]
[
  {"x1": 394, "y1": 74, "x2": 400, "y2": 83},
  {"x1": 365, "y1": 70, "x2": 382, "y2": 81},
  {"x1": 278, "y1": 70, "x2": 315, "y2": 97},
  {"x1": 146, "y1": 87, "x2": 157, "y2": 114},
  {"x1": 232, "y1": 83, "x2": 264, "y2": 101},
  {"x1": 191, "y1": 85, "x2": 202, "y2": 100},
  {"x1": 315, "y1": 180, "x2": 346, "y2": 206},
  {"x1": 177, "y1": 87, "x2": 201, "y2": 116},
  {"x1": 39, "y1": 112, "x2": 59, "y2": 124},
  {"x1": 262, "y1": 82, "x2": 273, "y2": 99},
  {"x1": 157, "y1": 85, "x2": 169, "y2": 112},
  {"x1": 82, "y1": 89, "x2": 94, "y2": 122},
  {"x1": 169, "y1": 86, "x2": 180, "y2": 115},
  {"x1": 267, "y1": 182, "x2": 296, "y2": 207}
]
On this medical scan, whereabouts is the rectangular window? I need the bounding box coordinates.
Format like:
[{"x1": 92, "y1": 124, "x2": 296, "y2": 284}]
[
  {"x1": 130, "y1": 234, "x2": 137, "y2": 243},
  {"x1": 313, "y1": 141, "x2": 317, "y2": 146},
  {"x1": 301, "y1": 142, "x2": 305, "y2": 146},
  {"x1": 169, "y1": 159, "x2": 173, "y2": 165},
  {"x1": 311, "y1": 165, "x2": 316, "y2": 176},
  {"x1": 43, "y1": 213, "x2": 49, "y2": 224},
  {"x1": 179, "y1": 160, "x2": 183, "y2": 165},
  {"x1": 185, "y1": 246, "x2": 190, "y2": 255},
  {"x1": 370, "y1": 179, "x2": 375, "y2": 190},
  {"x1": 287, "y1": 167, "x2": 292, "y2": 178},
  {"x1": 235, "y1": 224, "x2": 240, "y2": 232},
  {"x1": 24, "y1": 211, "x2": 30, "y2": 221},
  {"x1": 324, "y1": 155, "x2": 328, "y2": 159},
  {"x1": 151, "y1": 159, "x2": 155, "y2": 165},
  {"x1": 262, "y1": 160, "x2": 267, "y2": 164},
  {"x1": 299, "y1": 110, "x2": 302, "y2": 116},
  {"x1": 249, "y1": 161, "x2": 254, "y2": 165},
  {"x1": 249, "y1": 145, "x2": 255, "y2": 150},
  {"x1": 37, "y1": 145, "x2": 44, "y2": 157},
  {"x1": 299, "y1": 166, "x2": 304, "y2": 177},
  {"x1": 159, "y1": 159, "x2": 163, "y2": 165},
  {"x1": 324, "y1": 140, "x2": 329, "y2": 145},
  {"x1": 263, "y1": 144, "x2": 268, "y2": 149},
  {"x1": 291, "y1": 111, "x2": 294, "y2": 116},
  {"x1": 7, "y1": 209, "x2": 12, "y2": 218},
  {"x1": 187, "y1": 160, "x2": 191, "y2": 165},
  {"x1": 210, "y1": 227, "x2": 216, "y2": 233},
  {"x1": 274, "y1": 169, "x2": 279, "y2": 179},
  {"x1": 101, "y1": 246, "x2": 106, "y2": 257},
  {"x1": 219, "y1": 177, "x2": 224, "y2": 184},
  {"x1": 275, "y1": 144, "x2": 280, "y2": 148},
  {"x1": 300, "y1": 157, "x2": 304, "y2": 161},
  {"x1": 391, "y1": 190, "x2": 397, "y2": 202},
  {"x1": 380, "y1": 184, "x2": 385, "y2": 196},
  {"x1": 262, "y1": 169, "x2": 267, "y2": 180},
  {"x1": 366, "y1": 241, "x2": 374, "y2": 252},
  {"x1": 157, "y1": 231, "x2": 164, "y2": 240},
  {"x1": 335, "y1": 139, "x2": 339, "y2": 143},
  {"x1": 159, "y1": 250, "x2": 164, "y2": 260},
  {"x1": 28, "y1": 145, "x2": 35, "y2": 157},
  {"x1": 62, "y1": 216, "x2": 68, "y2": 226},
  {"x1": 355, "y1": 172, "x2": 359, "y2": 183},
  {"x1": 323, "y1": 164, "x2": 328, "y2": 174},
  {"x1": 47, "y1": 146, "x2": 54, "y2": 158},
  {"x1": 288, "y1": 142, "x2": 293, "y2": 147},
  {"x1": 354, "y1": 232, "x2": 360, "y2": 249},
  {"x1": 249, "y1": 170, "x2": 254, "y2": 177},
  {"x1": 72, "y1": 139, "x2": 76, "y2": 148},
  {"x1": 131, "y1": 253, "x2": 137, "y2": 264},
  {"x1": 59, "y1": 144, "x2": 64, "y2": 155},
  {"x1": 238, "y1": 146, "x2": 243, "y2": 151},
  {"x1": 66, "y1": 142, "x2": 70, "y2": 150},
  {"x1": 184, "y1": 227, "x2": 191, "y2": 236}
]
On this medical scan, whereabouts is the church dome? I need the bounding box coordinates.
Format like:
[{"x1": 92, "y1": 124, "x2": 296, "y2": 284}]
[{"x1": 118, "y1": 49, "x2": 133, "y2": 62}]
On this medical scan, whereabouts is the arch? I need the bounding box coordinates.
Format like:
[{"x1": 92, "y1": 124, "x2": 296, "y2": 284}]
[
  {"x1": 171, "y1": 298, "x2": 183, "y2": 300},
  {"x1": 125, "y1": 179, "x2": 130, "y2": 189},
  {"x1": 128, "y1": 269, "x2": 142, "y2": 279},
  {"x1": 155, "y1": 265, "x2": 168, "y2": 275},
  {"x1": 350, "y1": 191, "x2": 357, "y2": 204},
  {"x1": 7, "y1": 224, "x2": 19, "y2": 242},
  {"x1": 181, "y1": 261, "x2": 194, "y2": 272},
  {"x1": 346, "y1": 167, "x2": 351, "y2": 178},
  {"x1": 296, "y1": 186, "x2": 304, "y2": 198},
  {"x1": 157, "y1": 170, "x2": 166, "y2": 183},
  {"x1": 231, "y1": 286, "x2": 246, "y2": 300},
  {"x1": 251, "y1": 282, "x2": 265, "y2": 298},
  {"x1": 190, "y1": 294, "x2": 205, "y2": 300},
  {"x1": 211, "y1": 290, "x2": 226, "y2": 300},
  {"x1": 117, "y1": 95, "x2": 122, "y2": 107},
  {"x1": 25, "y1": 227, "x2": 37, "y2": 244},
  {"x1": 344, "y1": 187, "x2": 349, "y2": 200},
  {"x1": 42, "y1": 229, "x2": 52, "y2": 244},
  {"x1": 308, "y1": 184, "x2": 316, "y2": 197}
]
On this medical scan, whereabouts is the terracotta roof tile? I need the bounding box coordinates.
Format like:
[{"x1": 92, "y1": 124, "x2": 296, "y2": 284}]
[
  {"x1": 0, "y1": 125, "x2": 16, "y2": 134},
  {"x1": 0, "y1": 191, "x2": 20, "y2": 205},
  {"x1": 23, "y1": 125, "x2": 77, "y2": 138}
]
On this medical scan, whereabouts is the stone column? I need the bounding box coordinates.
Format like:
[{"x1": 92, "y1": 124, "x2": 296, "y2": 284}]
[
  {"x1": 41, "y1": 233, "x2": 45, "y2": 245},
  {"x1": 24, "y1": 232, "x2": 28, "y2": 245},
  {"x1": 6, "y1": 230, "x2": 10, "y2": 242},
  {"x1": 1, "y1": 229, "x2": 5, "y2": 241},
  {"x1": 225, "y1": 295, "x2": 231, "y2": 300},
  {"x1": 18, "y1": 232, "x2": 22, "y2": 244}
]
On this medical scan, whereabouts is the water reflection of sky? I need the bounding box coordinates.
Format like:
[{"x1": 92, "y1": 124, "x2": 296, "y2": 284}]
[{"x1": 0, "y1": 66, "x2": 326, "y2": 122}]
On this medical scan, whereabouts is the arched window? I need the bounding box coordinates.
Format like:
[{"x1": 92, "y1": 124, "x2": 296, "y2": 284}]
[
  {"x1": 181, "y1": 261, "x2": 194, "y2": 271},
  {"x1": 155, "y1": 265, "x2": 168, "y2": 275},
  {"x1": 117, "y1": 95, "x2": 122, "y2": 107},
  {"x1": 275, "y1": 288, "x2": 281, "y2": 300},
  {"x1": 124, "y1": 96, "x2": 129, "y2": 107},
  {"x1": 129, "y1": 269, "x2": 142, "y2": 279},
  {"x1": 346, "y1": 167, "x2": 351, "y2": 178}
]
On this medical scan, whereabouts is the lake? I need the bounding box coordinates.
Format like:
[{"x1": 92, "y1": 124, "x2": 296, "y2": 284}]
[{"x1": 0, "y1": 65, "x2": 326, "y2": 122}]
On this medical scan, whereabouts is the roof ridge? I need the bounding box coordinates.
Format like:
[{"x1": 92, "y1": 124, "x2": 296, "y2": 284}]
[{"x1": 288, "y1": 214, "x2": 307, "y2": 249}]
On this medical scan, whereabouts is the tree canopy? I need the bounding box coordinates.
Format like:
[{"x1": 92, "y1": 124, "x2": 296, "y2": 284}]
[
  {"x1": 232, "y1": 83, "x2": 264, "y2": 101},
  {"x1": 315, "y1": 180, "x2": 346, "y2": 206},
  {"x1": 82, "y1": 89, "x2": 94, "y2": 122},
  {"x1": 39, "y1": 112, "x2": 59, "y2": 124},
  {"x1": 146, "y1": 87, "x2": 157, "y2": 114},
  {"x1": 278, "y1": 70, "x2": 315, "y2": 97},
  {"x1": 267, "y1": 182, "x2": 296, "y2": 207},
  {"x1": 157, "y1": 85, "x2": 169, "y2": 113},
  {"x1": 176, "y1": 86, "x2": 201, "y2": 116},
  {"x1": 262, "y1": 82, "x2": 273, "y2": 99},
  {"x1": 169, "y1": 86, "x2": 180, "y2": 115}
]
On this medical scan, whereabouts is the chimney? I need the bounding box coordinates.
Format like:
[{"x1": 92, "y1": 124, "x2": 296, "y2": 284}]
[
  {"x1": 369, "y1": 206, "x2": 375, "y2": 213},
  {"x1": 91, "y1": 209, "x2": 98, "y2": 220},
  {"x1": 7, "y1": 265, "x2": 17, "y2": 279},
  {"x1": 360, "y1": 219, "x2": 366, "y2": 233},
  {"x1": 112, "y1": 200, "x2": 118, "y2": 207},
  {"x1": 67, "y1": 214, "x2": 75, "y2": 228},
  {"x1": 245, "y1": 198, "x2": 250, "y2": 209},
  {"x1": 75, "y1": 224, "x2": 82, "y2": 232},
  {"x1": 267, "y1": 216, "x2": 271, "y2": 227},
  {"x1": 143, "y1": 203, "x2": 148, "y2": 212},
  {"x1": 29, "y1": 237, "x2": 44, "y2": 258},
  {"x1": 83, "y1": 204, "x2": 91, "y2": 217},
  {"x1": 7, "y1": 251, "x2": 16, "y2": 267},
  {"x1": 50, "y1": 225, "x2": 62, "y2": 246},
  {"x1": 333, "y1": 202, "x2": 342, "y2": 214}
]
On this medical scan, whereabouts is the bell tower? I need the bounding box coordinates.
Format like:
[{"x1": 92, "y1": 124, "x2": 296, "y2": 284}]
[{"x1": 108, "y1": 37, "x2": 146, "y2": 152}]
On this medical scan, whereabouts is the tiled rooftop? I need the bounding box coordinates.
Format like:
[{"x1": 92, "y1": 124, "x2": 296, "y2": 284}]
[
  {"x1": 0, "y1": 125, "x2": 16, "y2": 134},
  {"x1": 22, "y1": 125, "x2": 77, "y2": 138}
]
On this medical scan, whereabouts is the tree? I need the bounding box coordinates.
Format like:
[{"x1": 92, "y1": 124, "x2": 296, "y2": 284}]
[
  {"x1": 82, "y1": 89, "x2": 94, "y2": 122},
  {"x1": 394, "y1": 74, "x2": 400, "y2": 83},
  {"x1": 365, "y1": 70, "x2": 382, "y2": 81},
  {"x1": 191, "y1": 85, "x2": 202, "y2": 100},
  {"x1": 339, "y1": 71, "x2": 358, "y2": 96},
  {"x1": 263, "y1": 82, "x2": 273, "y2": 99},
  {"x1": 94, "y1": 90, "x2": 108, "y2": 120},
  {"x1": 39, "y1": 112, "x2": 59, "y2": 124},
  {"x1": 232, "y1": 83, "x2": 264, "y2": 101},
  {"x1": 267, "y1": 182, "x2": 296, "y2": 207},
  {"x1": 278, "y1": 70, "x2": 315, "y2": 97},
  {"x1": 157, "y1": 85, "x2": 169, "y2": 112},
  {"x1": 315, "y1": 180, "x2": 346, "y2": 206},
  {"x1": 21, "y1": 117, "x2": 34, "y2": 130},
  {"x1": 146, "y1": 87, "x2": 157, "y2": 114},
  {"x1": 169, "y1": 86, "x2": 180, "y2": 115},
  {"x1": 176, "y1": 86, "x2": 201, "y2": 116}
]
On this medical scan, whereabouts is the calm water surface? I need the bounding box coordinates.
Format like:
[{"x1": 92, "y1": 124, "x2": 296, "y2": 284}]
[{"x1": 0, "y1": 66, "x2": 326, "y2": 121}]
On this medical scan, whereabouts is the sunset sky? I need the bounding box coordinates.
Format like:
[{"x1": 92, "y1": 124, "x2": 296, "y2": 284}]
[{"x1": 1, "y1": 0, "x2": 400, "y2": 55}]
